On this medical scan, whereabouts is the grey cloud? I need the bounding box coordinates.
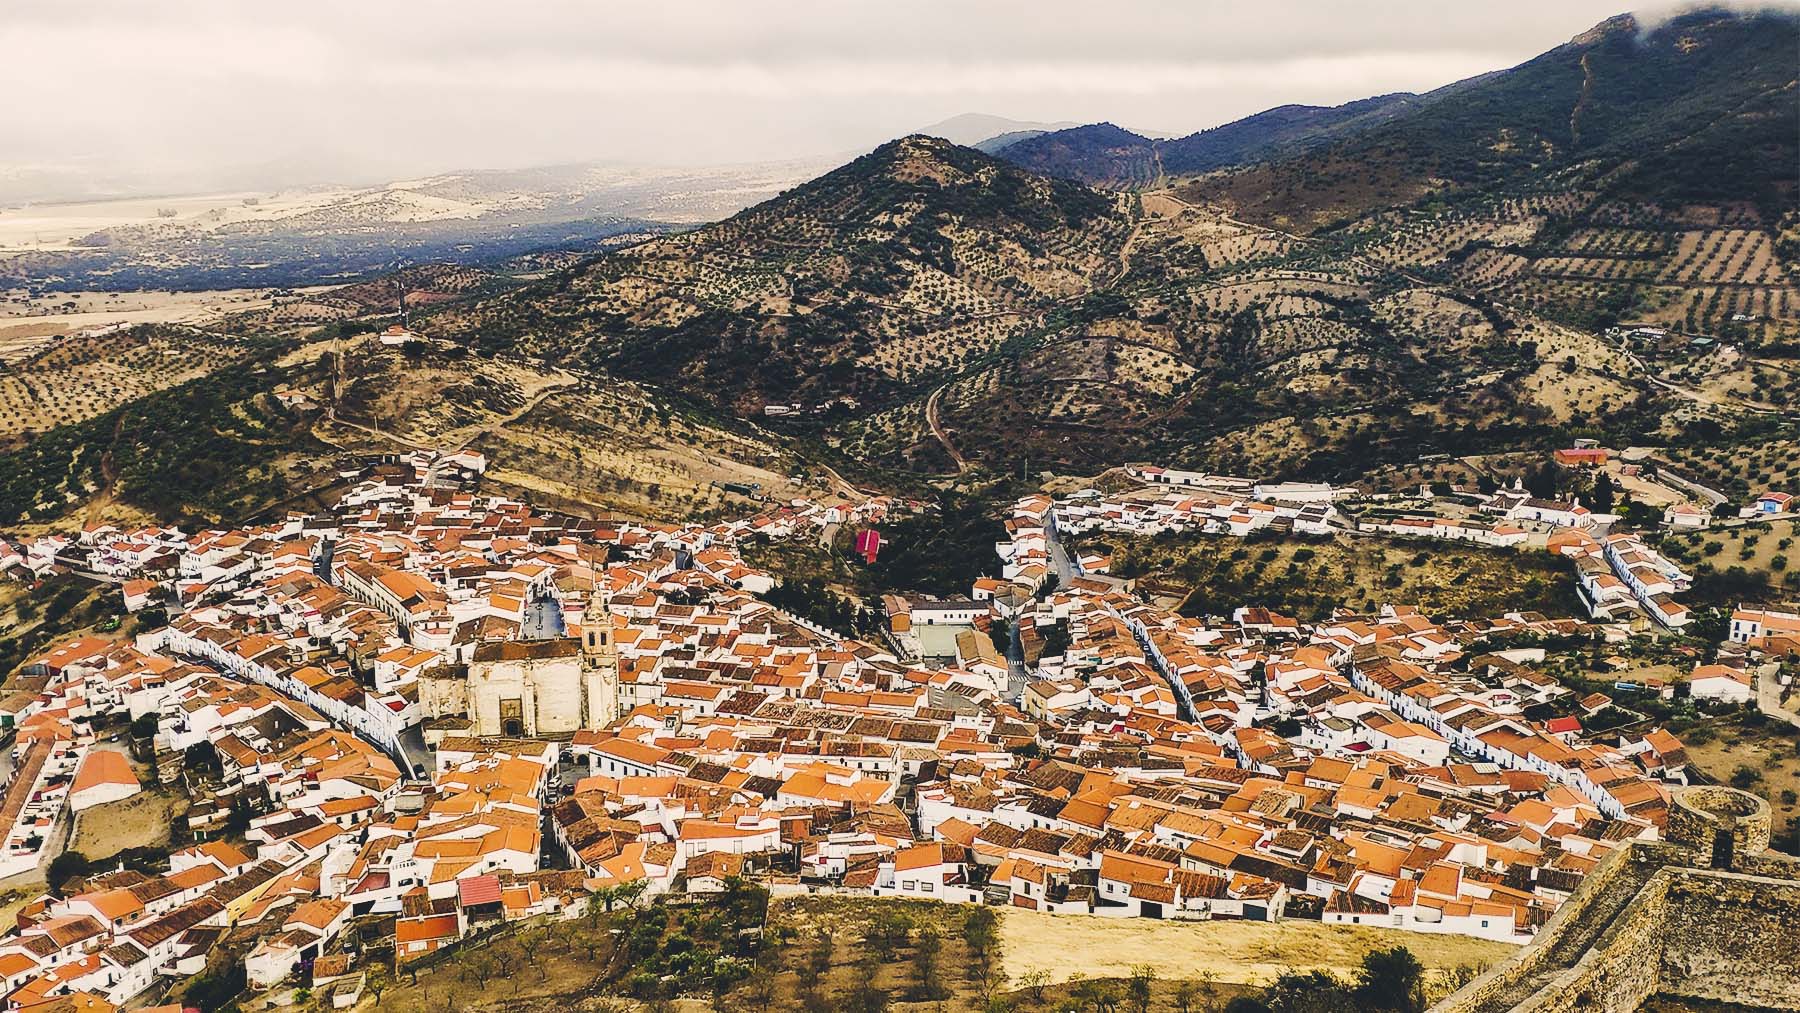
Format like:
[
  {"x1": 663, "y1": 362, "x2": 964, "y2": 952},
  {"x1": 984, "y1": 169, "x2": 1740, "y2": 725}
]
[{"x1": 5, "y1": 0, "x2": 1772, "y2": 198}]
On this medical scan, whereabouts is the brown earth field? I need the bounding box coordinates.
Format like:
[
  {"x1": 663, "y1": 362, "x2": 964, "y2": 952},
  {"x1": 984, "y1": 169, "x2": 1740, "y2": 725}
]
[
  {"x1": 998, "y1": 907, "x2": 1516, "y2": 991},
  {"x1": 68, "y1": 784, "x2": 186, "y2": 862}
]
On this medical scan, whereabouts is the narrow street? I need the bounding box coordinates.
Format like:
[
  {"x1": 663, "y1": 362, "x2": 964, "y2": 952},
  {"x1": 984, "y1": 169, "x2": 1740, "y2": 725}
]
[
  {"x1": 997, "y1": 520, "x2": 1079, "y2": 703},
  {"x1": 1043, "y1": 518, "x2": 1076, "y2": 587},
  {"x1": 1005, "y1": 618, "x2": 1028, "y2": 703}
]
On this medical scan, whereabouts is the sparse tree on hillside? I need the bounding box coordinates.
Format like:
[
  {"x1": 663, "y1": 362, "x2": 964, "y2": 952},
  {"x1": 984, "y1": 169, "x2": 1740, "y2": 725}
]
[
  {"x1": 1127, "y1": 965, "x2": 1157, "y2": 1013},
  {"x1": 1355, "y1": 947, "x2": 1427, "y2": 1013}
]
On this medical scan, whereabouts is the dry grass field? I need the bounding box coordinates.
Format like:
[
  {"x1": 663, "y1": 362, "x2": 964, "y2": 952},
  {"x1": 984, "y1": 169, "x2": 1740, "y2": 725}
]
[
  {"x1": 475, "y1": 383, "x2": 819, "y2": 522},
  {"x1": 327, "y1": 339, "x2": 572, "y2": 447},
  {"x1": 321, "y1": 343, "x2": 829, "y2": 522},
  {"x1": 1661, "y1": 518, "x2": 1800, "y2": 596},
  {"x1": 68, "y1": 784, "x2": 186, "y2": 862},
  {"x1": 758, "y1": 895, "x2": 1508, "y2": 1011},
  {"x1": 0, "y1": 287, "x2": 313, "y2": 361},
  {"x1": 352, "y1": 933, "x2": 612, "y2": 1013},
  {"x1": 1355, "y1": 452, "x2": 1542, "y2": 497},
  {"x1": 998, "y1": 908, "x2": 1515, "y2": 989}
]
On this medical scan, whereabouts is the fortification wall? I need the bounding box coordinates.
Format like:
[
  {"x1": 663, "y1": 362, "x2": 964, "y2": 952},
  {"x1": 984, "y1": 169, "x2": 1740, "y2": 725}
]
[
  {"x1": 1431, "y1": 843, "x2": 1652, "y2": 1013},
  {"x1": 1666, "y1": 786, "x2": 1772, "y2": 864},
  {"x1": 1518, "y1": 868, "x2": 1670, "y2": 1013},
  {"x1": 1432, "y1": 787, "x2": 1799, "y2": 1013},
  {"x1": 1657, "y1": 868, "x2": 1800, "y2": 1009}
]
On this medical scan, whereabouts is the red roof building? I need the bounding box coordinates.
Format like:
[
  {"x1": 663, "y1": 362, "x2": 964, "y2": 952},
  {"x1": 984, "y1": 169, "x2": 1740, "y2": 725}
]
[
  {"x1": 854, "y1": 529, "x2": 882, "y2": 564},
  {"x1": 457, "y1": 874, "x2": 503, "y2": 908}
]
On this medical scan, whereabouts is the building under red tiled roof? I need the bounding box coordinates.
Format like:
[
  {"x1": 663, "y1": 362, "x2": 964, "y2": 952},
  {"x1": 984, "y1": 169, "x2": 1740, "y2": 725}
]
[{"x1": 457, "y1": 874, "x2": 502, "y2": 907}]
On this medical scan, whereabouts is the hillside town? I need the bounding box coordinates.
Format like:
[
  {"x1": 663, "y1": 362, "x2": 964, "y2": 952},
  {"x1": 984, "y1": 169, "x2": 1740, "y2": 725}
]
[{"x1": 0, "y1": 447, "x2": 1790, "y2": 1010}]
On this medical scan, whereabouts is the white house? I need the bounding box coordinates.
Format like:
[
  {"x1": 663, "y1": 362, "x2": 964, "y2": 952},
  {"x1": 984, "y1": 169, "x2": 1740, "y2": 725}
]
[
  {"x1": 1687, "y1": 665, "x2": 1751, "y2": 704},
  {"x1": 68, "y1": 750, "x2": 141, "y2": 813},
  {"x1": 1661, "y1": 503, "x2": 1711, "y2": 530}
]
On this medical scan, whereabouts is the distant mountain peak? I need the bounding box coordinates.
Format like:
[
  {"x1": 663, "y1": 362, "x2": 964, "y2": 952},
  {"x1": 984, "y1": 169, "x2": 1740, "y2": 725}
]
[
  {"x1": 913, "y1": 113, "x2": 1082, "y2": 147},
  {"x1": 996, "y1": 93, "x2": 1419, "y2": 189},
  {"x1": 1572, "y1": 11, "x2": 1637, "y2": 44}
]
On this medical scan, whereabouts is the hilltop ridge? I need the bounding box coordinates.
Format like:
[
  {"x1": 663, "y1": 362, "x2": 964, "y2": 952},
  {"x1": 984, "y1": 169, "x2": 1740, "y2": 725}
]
[
  {"x1": 998, "y1": 7, "x2": 1798, "y2": 234},
  {"x1": 430, "y1": 135, "x2": 1135, "y2": 420}
]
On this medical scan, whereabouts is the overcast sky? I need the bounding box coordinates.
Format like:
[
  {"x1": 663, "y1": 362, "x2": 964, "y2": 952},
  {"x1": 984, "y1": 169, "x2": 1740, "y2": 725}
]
[{"x1": 0, "y1": 1, "x2": 1775, "y2": 196}]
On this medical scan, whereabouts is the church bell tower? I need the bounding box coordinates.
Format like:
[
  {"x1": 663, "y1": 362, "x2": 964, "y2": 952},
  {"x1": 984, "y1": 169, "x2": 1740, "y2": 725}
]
[{"x1": 581, "y1": 584, "x2": 621, "y2": 728}]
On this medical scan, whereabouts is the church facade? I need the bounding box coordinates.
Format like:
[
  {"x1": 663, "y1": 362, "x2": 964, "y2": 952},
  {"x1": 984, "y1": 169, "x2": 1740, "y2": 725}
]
[{"x1": 421, "y1": 592, "x2": 620, "y2": 739}]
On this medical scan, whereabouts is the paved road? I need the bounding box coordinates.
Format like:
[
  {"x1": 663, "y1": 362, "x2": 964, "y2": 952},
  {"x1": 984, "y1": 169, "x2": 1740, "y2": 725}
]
[
  {"x1": 521, "y1": 596, "x2": 567, "y2": 640},
  {"x1": 397, "y1": 726, "x2": 433, "y2": 780},
  {"x1": 1756, "y1": 670, "x2": 1800, "y2": 731},
  {"x1": 1005, "y1": 618, "x2": 1029, "y2": 703},
  {"x1": 1653, "y1": 468, "x2": 1728, "y2": 509},
  {"x1": 814, "y1": 462, "x2": 868, "y2": 500},
  {"x1": 1043, "y1": 519, "x2": 1076, "y2": 587}
]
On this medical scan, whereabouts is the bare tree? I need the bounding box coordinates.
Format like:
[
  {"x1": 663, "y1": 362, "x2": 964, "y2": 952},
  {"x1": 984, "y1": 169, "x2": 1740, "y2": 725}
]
[
  {"x1": 1127, "y1": 965, "x2": 1156, "y2": 1013},
  {"x1": 492, "y1": 943, "x2": 520, "y2": 980},
  {"x1": 468, "y1": 953, "x2": 496, "y2": 989}
]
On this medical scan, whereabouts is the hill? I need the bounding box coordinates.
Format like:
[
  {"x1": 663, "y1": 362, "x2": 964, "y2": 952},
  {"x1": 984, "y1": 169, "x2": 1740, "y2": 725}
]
[
  {"x1": 428, "y1": 127, "x2": 1744, "y2": 480},
  {"x1": 1158, "y1": 94, "x2": 1419, "y2": 175},
  {"x1": 915, "y1": 113, "x2": 1081, "y2": 148},
  {"x1": 999, "y1": 94, "x2": 1418, "y2": 186},
  {"x1": 994, "y1": 123, "x2": 1164, "y2": 189},
  {"x1": 429, "y1": 136, "x2": 1135, "y2": 417},
  {"x1": 1002, "y1": 8, "x2": 1797, "y2": 233},
  {"x1": 1184, "y1": 9, "x2": 1799, "y2": 231}
]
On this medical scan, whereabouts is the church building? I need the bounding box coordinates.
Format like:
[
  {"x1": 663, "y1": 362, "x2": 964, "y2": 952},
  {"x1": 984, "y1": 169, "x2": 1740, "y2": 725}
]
[{"x1": 421, "y1": 589, "x2": 620, "y2": 738}]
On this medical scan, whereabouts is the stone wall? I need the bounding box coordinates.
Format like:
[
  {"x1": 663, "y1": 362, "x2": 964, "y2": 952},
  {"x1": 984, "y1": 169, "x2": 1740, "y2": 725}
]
[
  {"x1": 1430, "y1": 843, "x2": 1652, "y2": 1013},
  {"x1": 1433, "y1": 786, "x2": 1798, "y2": 1013},
  {"x1": 1665, "y1": 786, "x2": 1772, "y2": 867},
  {"x1": 1520, "y1": 869, "x2": 1671, "y2": 1013},
  {"x1": 1657, "y1": 869, "x2": 1800, "y2": 1009}
]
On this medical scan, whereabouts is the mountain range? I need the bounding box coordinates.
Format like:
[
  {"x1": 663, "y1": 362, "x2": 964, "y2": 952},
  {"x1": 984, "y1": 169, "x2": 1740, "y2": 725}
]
[
  {"x1": 995, "y1": 10, "x2": 1797, "y2": 232},
  {"x1": 0, "y1": 159, "x2": 833, "y2": 291},
  {"x1": 414, "y1": 7, "x2": 1795, "y2": 484},
  {"x1": 990, "y1": 93, "x2": 1420, "y2": 189},
  {"x1": 6, "y1": 6, "x2": 1795, "y2": 533}
]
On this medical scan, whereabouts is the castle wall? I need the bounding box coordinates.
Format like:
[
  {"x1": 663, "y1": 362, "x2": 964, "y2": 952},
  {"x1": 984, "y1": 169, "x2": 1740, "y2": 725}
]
[
  {"x1": 1665, "y1": 786, "x2": 1772, "y2": 867},
  {"x1": 1433, "y1": 843, "x2": 1646, "y2": 1013},
  {"x1": 1657, "y1": 869, "x2": 1800, "y2": 1009},
  {"x1": 1519, "y1": 871, "x2": 1669, "y2": 1013},
  {"x1": 1433, "y1": 787, "x2": 1798, "y2": 1013}
]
